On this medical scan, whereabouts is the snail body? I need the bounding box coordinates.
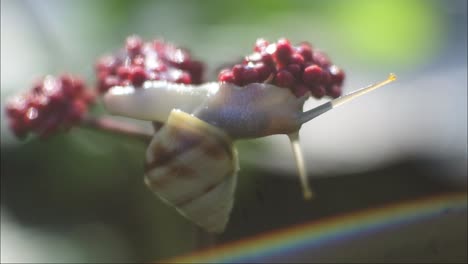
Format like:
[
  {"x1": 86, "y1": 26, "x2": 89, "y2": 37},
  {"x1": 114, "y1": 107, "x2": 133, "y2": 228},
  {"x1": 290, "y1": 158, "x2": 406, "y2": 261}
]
[
  {"x1": 104, "y1": 81, "x2": 305, "y2": 139},
  {"x1": 103, "y1": 81, "x2": 220, "y2": 123},
  {"x1": 104, "y1": 75, "x2": 396, "y2": 233}
]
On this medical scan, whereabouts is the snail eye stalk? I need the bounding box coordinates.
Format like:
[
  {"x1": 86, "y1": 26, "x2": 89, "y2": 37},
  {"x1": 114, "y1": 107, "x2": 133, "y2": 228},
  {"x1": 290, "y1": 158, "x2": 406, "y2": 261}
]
[
  {"x1": 299, "y1": 74, "x2": 397, "y2": 125},
  {"x1": 288, "y1": 132, "x2": 314, "y2": 200}
]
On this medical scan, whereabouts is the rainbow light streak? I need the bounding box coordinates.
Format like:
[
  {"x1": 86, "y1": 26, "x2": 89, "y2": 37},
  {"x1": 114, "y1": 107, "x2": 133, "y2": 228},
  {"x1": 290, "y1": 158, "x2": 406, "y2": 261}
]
[{"x1": 165, "y1": 192, "x2": 467, "y2": 263}]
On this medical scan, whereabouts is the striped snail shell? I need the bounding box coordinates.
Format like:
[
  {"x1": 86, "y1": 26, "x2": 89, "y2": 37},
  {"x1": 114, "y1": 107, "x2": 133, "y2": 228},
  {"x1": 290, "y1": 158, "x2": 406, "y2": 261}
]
[
  {"x1": 103, "y1": 75, "x2": 396, "y2": 233},
  {"x1": 144, "y1": 109, "x2": 238, "y2": 233}
]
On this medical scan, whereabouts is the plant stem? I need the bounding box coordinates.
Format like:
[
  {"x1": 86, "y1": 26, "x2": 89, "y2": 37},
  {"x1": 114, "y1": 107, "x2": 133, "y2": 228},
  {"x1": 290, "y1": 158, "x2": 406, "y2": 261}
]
[{"x1": 80, "y1": 115, "x2": 153, "y2": 142}]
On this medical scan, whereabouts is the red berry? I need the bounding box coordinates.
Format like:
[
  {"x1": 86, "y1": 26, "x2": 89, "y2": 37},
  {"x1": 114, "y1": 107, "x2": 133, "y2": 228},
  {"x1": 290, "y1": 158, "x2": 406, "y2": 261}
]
[
  {"x1": 245, "y1": 52, "x2": 262, "y2": 63},
  {"x1": 48, "y1": 90, "x2": 65, "y2": 104},
  {"x1": 321, "y1": 71, "x2": 331, "y2": 85},
  {"x1": 152, "y1": 39, "x2": 165, "y2": 51},
  {"x1": 274, "y1": 38, "x2": 293, "y2": 65},
  {"x1": 42, "y1": 76, "x2": 60, "y2": 95},
  {"x1": 29, "y1": 95, "x2": 49, "y2": 110},
  {"x1": 303, "y1": 65, "x2": 323, "y2": 85},
  {"x1": 242, "y1": 67, "x2": 259, "y2": 84},
  {"x1": 254, "y1": 38, "x2": 269, "y2": 52},
  {"x1": 329, "y1": 65, "x2": 345, "y2": 85},
  {"x1": 148, "y1": 71, "x2": 160, "y2": 80},
  {"x1": 218, "y1": 69, "x2": 235, "y2": 83},
  {"x1": 254, "y1": 63, "x2": 273, "y2": 82},
  {"x1": 73, "y1": 77, "x2": 84, "y2": 91},
  {"x1": 175, "y1": 72, "x2": 192, "y2": 84},
  {"x1": 61, "y1": 75, "x2": 79, "y2": 97},
  {"x1": 130, "y1": 66, "x2": 147, "y2": 87},
  {"x1": 117, "y1": 66, "x2": 131, "y2": 79},
  {"x1": 5, "y1": 74, "x2": 94, "y2": 139},
  {"x1": 97, "y1": 36, "x2": 205, "y2": 93},
  {"x1": 290, "y1": 53, "x2": 304, "y2": 65},
  {"x1": 187, "y1": 61, "x2": 204, "y2": 84},
  {"x1": 95, "y1": 55, "x2": 119, "y2": 74},
  {"x1": 310, "y1": 85, "x2": 326, "y2": 99},
  {"x1": 23, "y1": 107, "x2": 39, "y2": 127},
  {"x1": 215, "y1": 37, "x2": 344, "y2": 99},
  {"x1": 133, "y1": 55, "x2": 145, "y2": 66},
  {"x1": 60, "y1": 75, "x2": 73, "y2": 89},
  {"x1": 286, "y1": 64, "x2": 301, "y2": 79},
  {"x1": 69, "y1": 99, "x2": 87, "y2": 121},
  {"x1": 313, "y1": 50, "x2": 331, "y2": 67},
  {"x1": 126, "y1": 35, "x2": 143, "y2": 56},
  {"x1": 294, "y1": 84, "x2": 310, "y2": 97},
  {"x1": 232, "y1": 65, "x2": 245, "y2": 83},
  {"x1": 327, "y1": 85, "x2": 342, "y2": 98},
  {"x1": 6, "y1": 96, "x2": 27, "y2": 118},
  {"x1": 297, "y1": 43, "x2": 313, "y2": 61},
  {"x1": 261, "y1": 53, "x2": 275, "y2": 66},
  {"x1": 275, "y1": 70, "x2": 295, "y2": 88},
  {"x1": 104, "y1": 76, "x2": 119, "y2": 90}
]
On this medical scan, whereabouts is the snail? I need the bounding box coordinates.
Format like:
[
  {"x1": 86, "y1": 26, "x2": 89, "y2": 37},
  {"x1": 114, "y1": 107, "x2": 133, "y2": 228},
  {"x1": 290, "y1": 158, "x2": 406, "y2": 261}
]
[{"x1": 103, "y1": 74, "x2": 396, "y2": 233}]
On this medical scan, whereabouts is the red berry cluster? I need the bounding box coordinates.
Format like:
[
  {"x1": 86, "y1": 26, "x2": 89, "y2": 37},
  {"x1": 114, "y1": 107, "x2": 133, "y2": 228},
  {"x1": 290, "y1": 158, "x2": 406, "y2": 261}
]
[
  {"x1": 218, "y1": 38, "x2": 345, "y2": 98},
  {"x1": 5, "y1": 75, "x2": 95, "y2": 138},
  {"x1": 96, "y1": 35, "x2": 204, "y2": 93}
]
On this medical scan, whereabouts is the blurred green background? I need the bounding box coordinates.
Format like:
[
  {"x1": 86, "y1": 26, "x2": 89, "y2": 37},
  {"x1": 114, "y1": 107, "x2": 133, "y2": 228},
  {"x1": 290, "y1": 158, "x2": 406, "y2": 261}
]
[{"x1": 1, "y1": 0, "x2": 466, "y2": 263}]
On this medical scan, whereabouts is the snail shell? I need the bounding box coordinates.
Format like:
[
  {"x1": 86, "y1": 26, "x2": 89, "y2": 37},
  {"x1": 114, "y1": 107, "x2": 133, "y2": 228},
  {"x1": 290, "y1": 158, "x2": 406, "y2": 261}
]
[{"x1": 144, "y1": 109, "x2": 238, "y2": 233}]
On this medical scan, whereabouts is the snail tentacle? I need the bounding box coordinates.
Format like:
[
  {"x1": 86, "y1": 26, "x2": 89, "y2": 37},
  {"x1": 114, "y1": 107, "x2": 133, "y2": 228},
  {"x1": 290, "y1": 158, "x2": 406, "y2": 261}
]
[
  {"x1": 288, "y1": 132, "x2": 313, "y2": 200},
  {"x1": 299, "y1": 74, "x2": 397, "y2": 125}
]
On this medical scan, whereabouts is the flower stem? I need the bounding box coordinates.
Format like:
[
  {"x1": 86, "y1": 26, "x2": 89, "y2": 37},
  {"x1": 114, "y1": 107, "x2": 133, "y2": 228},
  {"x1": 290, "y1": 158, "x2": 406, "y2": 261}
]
[{"x1": 80, "y1": 115, "x2": 153, "y2": 142}]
